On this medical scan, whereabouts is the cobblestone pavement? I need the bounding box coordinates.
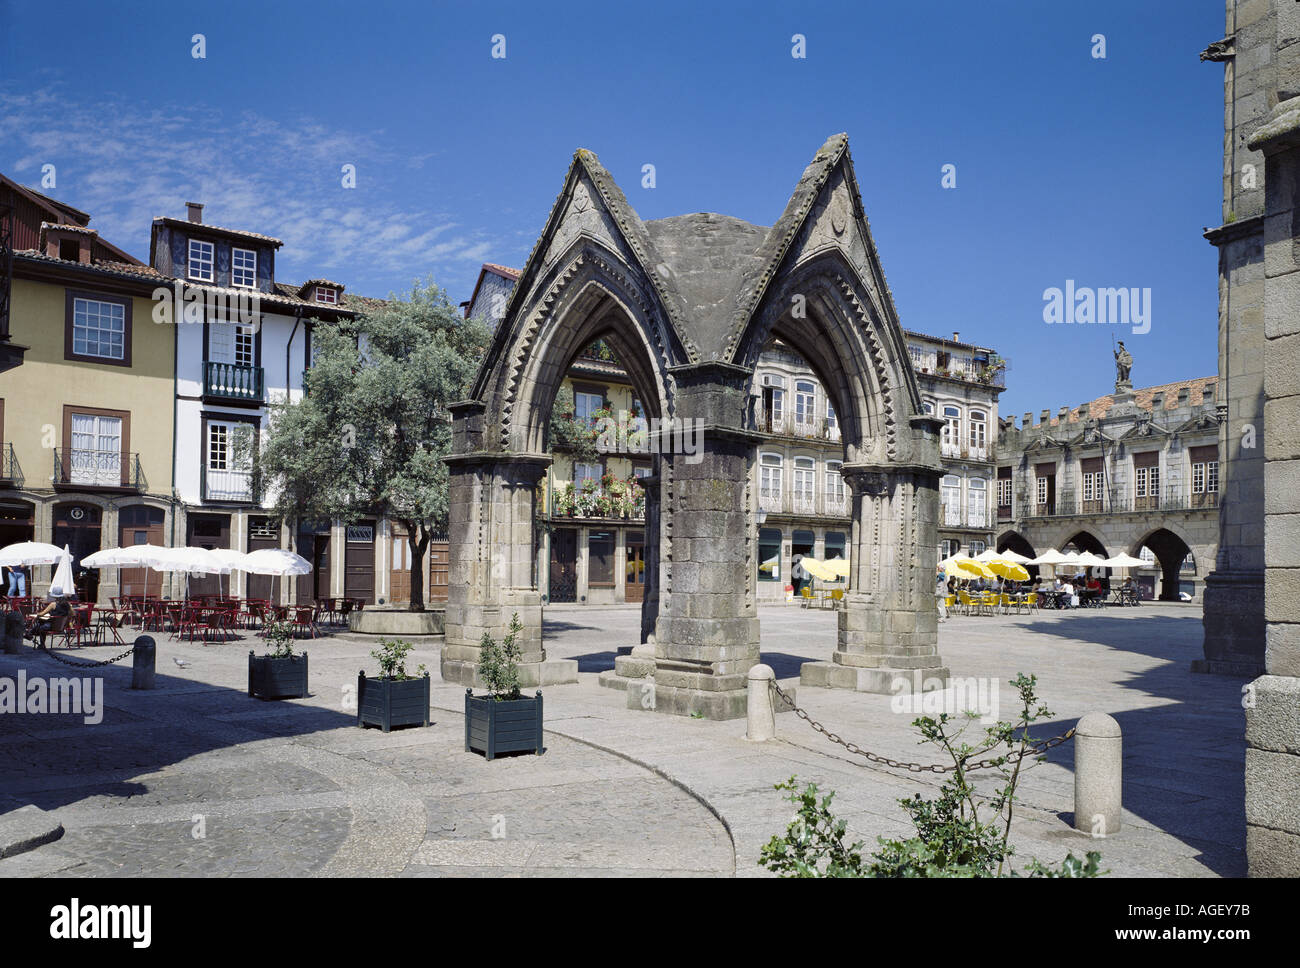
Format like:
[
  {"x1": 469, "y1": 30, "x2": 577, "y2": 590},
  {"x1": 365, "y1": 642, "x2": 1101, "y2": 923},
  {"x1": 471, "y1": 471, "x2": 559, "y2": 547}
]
[{"x1": 0, "y1": 600, "x2": 1243, "y2": 877}]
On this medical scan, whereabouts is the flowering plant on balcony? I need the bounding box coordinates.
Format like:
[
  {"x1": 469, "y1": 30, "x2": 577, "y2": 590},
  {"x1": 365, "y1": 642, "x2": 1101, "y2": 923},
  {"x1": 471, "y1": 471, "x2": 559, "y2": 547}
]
[{"x1": 553, "y1": 476, "x2": 644, "y2": 519}]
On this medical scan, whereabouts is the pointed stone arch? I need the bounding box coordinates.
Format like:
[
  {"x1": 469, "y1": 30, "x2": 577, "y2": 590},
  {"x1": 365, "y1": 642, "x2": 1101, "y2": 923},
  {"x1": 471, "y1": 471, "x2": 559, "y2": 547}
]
[{"x1": 444, "y1": 133, "x2": 949, "y2": 712}]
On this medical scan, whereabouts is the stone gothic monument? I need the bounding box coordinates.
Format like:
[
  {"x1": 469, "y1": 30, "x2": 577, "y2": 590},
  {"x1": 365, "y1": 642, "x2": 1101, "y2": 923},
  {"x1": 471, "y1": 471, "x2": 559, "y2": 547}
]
[{"x1": 441, "y1": 134, "x2": 948, "y2": 719}]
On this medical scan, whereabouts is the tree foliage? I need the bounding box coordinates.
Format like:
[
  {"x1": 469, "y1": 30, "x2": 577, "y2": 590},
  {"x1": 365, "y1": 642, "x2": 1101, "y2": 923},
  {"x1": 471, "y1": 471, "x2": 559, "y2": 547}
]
[{"x1": 253, "y1": 278, "x2": 490, "y2": 610}]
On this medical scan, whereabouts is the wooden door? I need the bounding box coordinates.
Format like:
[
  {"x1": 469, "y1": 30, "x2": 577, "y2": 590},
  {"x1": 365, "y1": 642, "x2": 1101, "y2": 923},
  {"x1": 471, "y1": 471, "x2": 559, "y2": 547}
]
[
  {"x1": 119, "y1": 505, "x2": 164, "y2": 598},
  {"x1": 186, "y1": 514, "x2": 230, "y2": 597},
  {"x1": 549, "y1": 528, "x2": 577, "y2": 603},
  {"x1": 296, "y1": 525, "x2": 330, "y2": 603},
  {"x1": 427, "y1": 539, "x2": 449, "y2": 604},
  {"x1": 625, "y1": 530, "x2": 645, "y2": 603},
  {"x1": 247, "y1": 517, "x2": 279, "y2": 600},
  {"x1": 343, "y1": 521, "x2": 375, "y2": 604}
]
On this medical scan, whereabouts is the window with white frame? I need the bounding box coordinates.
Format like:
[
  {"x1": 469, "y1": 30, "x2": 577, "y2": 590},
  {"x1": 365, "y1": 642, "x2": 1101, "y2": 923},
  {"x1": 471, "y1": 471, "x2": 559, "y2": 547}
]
[
  {"x1": 206, "y1": 420, "x2": 254, "y2": 500},
  {"x1": 188, "y1": 239, "x2": 214, "y2": 282},
  {"x1": 72, "y1": 298, "x2": 126, "y2": 360},
  {"x1": 1036, "y1": 476, "x2": 1048, "y2": 505},
  {"x1": 794, "y1": 381, "x2": 815, "y2": 427},
  {"x1": 1135, "y1": 462, "x2": 1160, "y2": 498},
  {"x1": 574, "y1": 390, "x2": 603, "y2": 424},
  {"x1": 232, "y1": 248, "x2": 257, "y2": 288},
  {"x1": 315, "y1": 286, "x2": 338, "y2": 304},
  {"x1": 967, "y1": 477, "x2": 987, "y2": 527},
  {"x1": 941, "y1": 474, "x2": 962, "y2": 526},
  {"x1": 969, "y1": 410, "x2": 987, "y2": 454},
  {"x1": 1192, "y1": 459, "x2": 1219, "y2": 494},
  {"x1": 1082, "y1": 468, "x2": 1104, "y2": 502},
  {"x1": 208, "y1": 320, "x2": 255, "y2": 367},
  {"x1": 573, "y1": 462, "x2": 602, "y2": 488},
  {"x1": 922, "y1": 399, "x2": 934, "y2": 416},
  {"x1": 997, "y1": 476, "x2": 1013, "y2": 508},
  {"x1": 942, "y1": 406, "x2": 961, "y2": 452},
  {"x1": 760, "y1": 452, "x2": 783, "y2": 503},
  {"x1": 792, "y1": 456, "x2": 816, "y2": 508},
  {"x1": 826, "y1": 399, "x2": 838, "y2": 432},
  {"x1": 825, "y1": 460, "x2": 845, "y2": 505},
  {"x1": 69, "y1": 412, "x2": 122, "y2": 485},
  {"x1": 969, "y1": 540, "x2": 987, "y2": 556}
]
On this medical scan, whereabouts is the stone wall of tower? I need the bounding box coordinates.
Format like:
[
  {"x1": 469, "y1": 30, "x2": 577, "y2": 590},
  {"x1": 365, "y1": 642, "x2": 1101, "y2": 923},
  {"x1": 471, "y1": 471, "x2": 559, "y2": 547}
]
[{"x1": 1201, "y1": 0, "x2": 1276, "y2": 671}]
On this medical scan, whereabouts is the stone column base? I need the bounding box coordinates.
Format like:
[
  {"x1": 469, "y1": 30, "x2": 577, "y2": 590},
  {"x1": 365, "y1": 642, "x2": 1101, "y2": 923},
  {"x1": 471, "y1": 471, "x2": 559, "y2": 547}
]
[
  {"x1": 440, "y1": 656, "x2": 578, "y2": 688},
  {"x1": 622, "y1": 676, "x2": 796, "y2": 720},
  {"x1": 597, "y1": 645, "x2": 656, "y2": 692},
  {"x1": 1246, "y1": 674, "x2": 1300, "y2": 876},
  {"x1": 800, "y1": 660, "x2": 950, "y2": 695}
]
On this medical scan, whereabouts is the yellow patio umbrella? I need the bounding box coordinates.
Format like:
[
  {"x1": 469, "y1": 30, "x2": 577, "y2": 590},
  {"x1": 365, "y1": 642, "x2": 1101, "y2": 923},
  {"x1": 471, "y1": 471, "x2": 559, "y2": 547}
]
[
  {"x1": 988, "y1": 559, "x2": 1030, "y2": 582},
  {"x1": 827, "y1": 557, "x2": 850, "y2": 578},
  {"x1": 799, "y1": 557, "x2": 838, "y2": 582},
  {"x1": 940, "y1": 555, "x2": 991, "y2": 580}
]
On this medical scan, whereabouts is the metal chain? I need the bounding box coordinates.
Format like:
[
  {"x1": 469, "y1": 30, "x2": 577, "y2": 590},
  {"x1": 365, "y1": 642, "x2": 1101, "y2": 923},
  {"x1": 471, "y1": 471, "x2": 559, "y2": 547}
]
[
  {"x1": 769, "y1": 678, "x2": 1074, "y2": 773},
  {"x1": 36, "y1": 644, "x2": 138, "y2": 668}
]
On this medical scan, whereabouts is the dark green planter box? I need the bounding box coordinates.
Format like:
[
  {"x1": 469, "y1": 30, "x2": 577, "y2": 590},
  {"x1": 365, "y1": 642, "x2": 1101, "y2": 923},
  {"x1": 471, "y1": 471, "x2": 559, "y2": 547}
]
[
  {"x1": 357, "y1": 672, "x2": 431, "y2": 731},
  {"x1": 465, "y1": 689, "x2": 543, "y2": 760},
  {"x1": 248, "y1": 652, "x2": 309, "y2": 700}
]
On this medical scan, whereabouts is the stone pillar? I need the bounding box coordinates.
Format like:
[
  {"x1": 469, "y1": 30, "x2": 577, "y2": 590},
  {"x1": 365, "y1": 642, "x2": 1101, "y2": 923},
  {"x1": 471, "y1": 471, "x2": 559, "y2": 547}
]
[
  {"x1": 1199, "y1": 0, "x2": 1273, "y2": 676},
  {"x1": 1244, "y1": 92, "x2": 1300, "y2": 875},
  {"x1": 634, "y1": 363, "x2": 761, "y2": 720},
  {"x1": 801, "y1": 465, "x2": 949, "y2": 694},
  {"x1": 442, "y1": 402, "x2": 577, "y2": 688}
]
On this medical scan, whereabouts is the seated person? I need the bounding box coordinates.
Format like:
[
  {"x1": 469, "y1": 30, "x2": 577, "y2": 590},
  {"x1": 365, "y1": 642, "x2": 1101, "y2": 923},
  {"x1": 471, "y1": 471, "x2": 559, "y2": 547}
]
[
  {"x1": 1060, "y1": 580, "x2": 1077, "y2": 608},
  {"x1": 1085, "y1": 577, "x2": 1102, "y2": 604},
  {"x1": 30, "y1": 589, "x2": 72, "y2": 648}
]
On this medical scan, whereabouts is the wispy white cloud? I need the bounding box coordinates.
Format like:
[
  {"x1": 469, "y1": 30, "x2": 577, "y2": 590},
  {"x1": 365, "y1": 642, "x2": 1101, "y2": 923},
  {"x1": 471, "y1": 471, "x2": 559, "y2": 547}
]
[{"x1": 0, "y1": 84, "x2": 499, "y2": 296}]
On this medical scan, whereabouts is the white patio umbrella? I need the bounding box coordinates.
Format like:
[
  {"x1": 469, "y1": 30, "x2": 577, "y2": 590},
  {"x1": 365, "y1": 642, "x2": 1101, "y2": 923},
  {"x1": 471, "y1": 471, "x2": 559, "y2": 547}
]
[
  {"x1": 83, "y1": 546, "x2": 158, "y2": 603},
  {"x1": 237, "y1": 549, "x2": 312, "y2": 605},
  {"x1": 1074, "y1": 551, "x2": 1109, "y2": 572},
  {"x1": 973, "y1": 548, "x2": 1003, "y2": 563},
  {"x1": 995, "y1": 548, "x2": 1033, "y2": 564},
  {"x1": 1028, "y1": 548, "x2": 1073, "y2": 579},
  {"x1": 0, "y1": 541, "x2": 67, "y2": 567},
  {"x1": 50, "y1": 545, "x2": 75, "y2": 597},
  {"x1": 206, "y1": 548, "x2": 248, "y2": 599},
  {"x1": 1102, "y1": 552, "x2": 1147, "y2": 572},
  {"x1": 140, "y1": 546, "x2": 230, "y2": 601},
  {"x1": 82, "y1": 546, "x2": 152, "y2": 568}
]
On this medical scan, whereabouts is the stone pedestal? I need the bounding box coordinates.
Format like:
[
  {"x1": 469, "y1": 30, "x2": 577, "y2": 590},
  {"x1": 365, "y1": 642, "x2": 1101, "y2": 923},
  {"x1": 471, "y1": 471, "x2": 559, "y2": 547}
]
[
  {"x1": 801, "y1": 466, "x2": 949, "y2": 695},
  {"x1": 440, "y1": 414, "x2": 577, "y2": 688}
]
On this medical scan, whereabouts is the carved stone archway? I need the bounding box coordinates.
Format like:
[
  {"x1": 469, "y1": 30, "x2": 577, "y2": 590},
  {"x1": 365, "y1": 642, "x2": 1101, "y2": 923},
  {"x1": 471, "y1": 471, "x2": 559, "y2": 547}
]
[{"x1": 444, "y1": 134, "x2": 949, "y2": 716}]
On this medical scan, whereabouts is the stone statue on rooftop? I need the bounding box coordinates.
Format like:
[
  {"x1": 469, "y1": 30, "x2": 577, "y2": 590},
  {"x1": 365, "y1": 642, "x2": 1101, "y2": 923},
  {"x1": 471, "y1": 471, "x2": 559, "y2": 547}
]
[{"x1": 1114, "y1": 340, "x2": 1133, "y2": 390}]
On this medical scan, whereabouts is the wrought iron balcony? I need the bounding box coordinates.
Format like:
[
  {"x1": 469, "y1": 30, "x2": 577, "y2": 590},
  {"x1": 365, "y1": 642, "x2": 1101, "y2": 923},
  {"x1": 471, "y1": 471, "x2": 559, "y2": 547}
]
[
  {"x1": 204, "y1": 360, "x2": 265, "y2": 404},
  {"x1": 0, "y1": 443, "x2": 22, "y2": 487},
  {"x1": 1020, "y1": 486, "x2": 1220, "y2": 518},
  {"x1": 202, "y1": 464, "x2": 257, "y2": 503},
  {"x1": 53, "y1": 448, "x2": 145, "y2": 491},
  {"x1": 749, "y1": 406, "x2": 842, "y2": 443},
  {"x1": 758, "y1": 488, "x2": 851, "y2": 518}
]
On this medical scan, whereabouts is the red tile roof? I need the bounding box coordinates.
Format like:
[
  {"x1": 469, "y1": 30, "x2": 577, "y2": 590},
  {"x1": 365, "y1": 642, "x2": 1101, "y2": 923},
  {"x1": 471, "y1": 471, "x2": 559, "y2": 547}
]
[{"x1": 1044, "y1": 376, "x2": 1219, "y2": 426}]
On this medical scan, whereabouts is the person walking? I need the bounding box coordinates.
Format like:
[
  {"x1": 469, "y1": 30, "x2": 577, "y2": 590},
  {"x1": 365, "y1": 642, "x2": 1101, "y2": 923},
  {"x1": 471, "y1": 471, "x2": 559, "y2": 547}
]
[
  {"x1": 6, "y1": 563, "x2": 27, "y2": 599},
  {"x1": 935, "y1": 569, "x2": 949, "y2": 621}
]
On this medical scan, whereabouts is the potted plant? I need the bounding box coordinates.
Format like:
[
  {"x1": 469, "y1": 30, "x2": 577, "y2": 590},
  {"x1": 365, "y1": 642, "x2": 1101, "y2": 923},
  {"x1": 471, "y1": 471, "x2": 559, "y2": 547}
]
[
  {"x1": 248, "y1": 619, "x2": 309, "y2": 700},
  {"x1": 465, "y1": 612, "x2": 543, "y2": 760},
  {"x1": 357, "y1": 638, "x2": 431, "y2": 731}
]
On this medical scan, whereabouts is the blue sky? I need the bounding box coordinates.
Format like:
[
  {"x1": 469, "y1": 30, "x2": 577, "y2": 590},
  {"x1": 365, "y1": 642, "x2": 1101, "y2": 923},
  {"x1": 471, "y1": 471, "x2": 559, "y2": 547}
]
[{"x1": 0, "y1": 0, "x2": 1224, "y2": 416}]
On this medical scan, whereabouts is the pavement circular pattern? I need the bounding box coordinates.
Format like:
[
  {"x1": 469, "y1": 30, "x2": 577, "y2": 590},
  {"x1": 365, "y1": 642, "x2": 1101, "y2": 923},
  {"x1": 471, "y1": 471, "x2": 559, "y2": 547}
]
[{"x1": 0, "y1": 641, "x2": 734, "y2": 878}]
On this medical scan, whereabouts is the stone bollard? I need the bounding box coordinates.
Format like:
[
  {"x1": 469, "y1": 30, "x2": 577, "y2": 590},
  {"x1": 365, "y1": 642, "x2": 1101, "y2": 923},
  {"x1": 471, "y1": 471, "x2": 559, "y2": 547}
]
[
  {"x1": 131, "y1": 636, "x2": 156, "y2": 690},
  {"x1": 1073, "y1": 711, "x2": 1122, "y2": 836},
  {"x1": 745, "y1": 663, "x2": 776, "y2": 742},
  {"x1": 3, "y1": 611, "x2": 23, "y2": 654}
]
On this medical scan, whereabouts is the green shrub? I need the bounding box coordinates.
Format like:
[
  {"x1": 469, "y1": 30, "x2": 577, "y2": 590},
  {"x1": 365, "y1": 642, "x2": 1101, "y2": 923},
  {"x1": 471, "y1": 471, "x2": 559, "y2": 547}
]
[
  {"x1": 760, "y1": 673, "x2": 1105, "y2": 878},
  {"x1": 370, "y1": 638, "x2": 424, "y2": 680},
  {"x1": 477, "y1": 612, "x2": 524, "y2": 700}
]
